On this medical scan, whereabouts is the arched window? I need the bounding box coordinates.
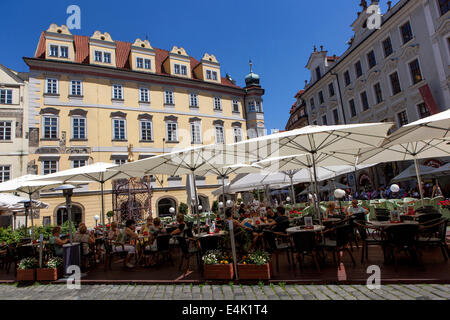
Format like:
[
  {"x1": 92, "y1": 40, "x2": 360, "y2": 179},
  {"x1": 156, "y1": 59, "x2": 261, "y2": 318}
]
[
  {"x1": 157, "y1": 197, "x2": 177, "y2": 217},
  {"x1": 56, "y1": 204, "x2": 83, "y2": 228}
]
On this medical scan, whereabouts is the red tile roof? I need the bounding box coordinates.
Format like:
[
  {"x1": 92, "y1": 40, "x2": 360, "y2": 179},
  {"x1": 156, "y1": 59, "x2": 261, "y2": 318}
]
[
  {"x1": 294, "y1": 89, "x2": 304, "y2": 98},
  {"x1": 35, "y1": 32, "x2": 240, "y2": 88}
]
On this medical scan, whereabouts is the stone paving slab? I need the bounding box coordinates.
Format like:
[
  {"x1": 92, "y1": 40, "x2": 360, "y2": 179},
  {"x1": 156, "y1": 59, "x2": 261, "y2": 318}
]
[{"x1": 0, "y1": 283, "x2": 448, "y2": 300}]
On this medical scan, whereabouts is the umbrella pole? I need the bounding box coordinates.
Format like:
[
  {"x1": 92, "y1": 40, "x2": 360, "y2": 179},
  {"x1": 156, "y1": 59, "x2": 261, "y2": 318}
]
[
  {"x1": 192, "y1": 172, "x2": 200, "y2": 235},
  {"x1": 101, "y1": 182, "x2": 105, "y2": 226},
  {"x1": 414, "y1": 156, "x2": 425, "y2": 202},
  {"x1": 222, "y1": 174, "x2": 226, "y2": 217},
  {"x1": 289, "y1": 174, "x2": 296, "y2": 207},
  {"x1": 29, "y1": 193, "x2": 34, "y2": 241},
  {"x1": 311, "y1": 155, "x2": 322, "y2": 223}
]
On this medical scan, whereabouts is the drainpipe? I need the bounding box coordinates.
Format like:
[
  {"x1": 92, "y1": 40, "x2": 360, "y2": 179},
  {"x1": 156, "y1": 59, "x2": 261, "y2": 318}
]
[{"x1": 331, "y1": 72, "x2": 347, "y2": 124}]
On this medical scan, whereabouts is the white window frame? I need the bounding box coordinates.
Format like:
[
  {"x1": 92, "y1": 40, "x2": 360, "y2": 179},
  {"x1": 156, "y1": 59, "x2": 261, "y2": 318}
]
[
  {"x1": 114, "y1": 159, "x2": 127, "y2": 166},
  {"x1": 215, "y1": 125, "x2": 225, "y2": 144},
  {"x1": 112, "y1": 84, "x2": 123, "y2": 100},
  {"x1": 382, "y1": 35, "x2": 394, "y2": 58},
  {"x1": 256, "y1": 101, "x2": 263, "y2": 113},
  {"x1": 0, "y1": 89, "x2": 12, "y2": 104},
  {"x1": 189, "y1": 93, "x2": 198, "y2": 107},
  {"x1": 136, "y1": 57, "x2": 144, "y2": 68},
  {"x1": 42, "y1": 115, "x2": 58, "y2": 139},
  {"x1": 190, "y1": 122, "x2": 202, "y2": 144},
  {"x1": 407, "y1": 56, "x2": 423, "y2": 86},
  {"x1": 388, "y1": 70, "x2": 402, "y2": 96},
  {"x1": 164, "y1": 90, "x2": 174, "y2": 105},
  {"x1": 71, "y1": 116, "x2": 87, "y2": 140},
  {"x1": 373, "y1": 82, "x2": 383, "y2": 104},
  {"x1": 348, "y1": 99, "x2": 357, "y2": 118},
  {"x1": 399, "y1": 19, "x2": 414, "y2": 46},
  {"x1": 181, "y1": 65, "x2": 187, "y2": 75},
  {"x1": 49, "y1": 45, "x2": 59, "y2": 57},
  {"x1": 233, "y1": 127, "x2": 242, "y2": 143},
  {"x1": 0, "y1": 165, "x2": 11, "y2": 182},
  {"x1": 103, "y1": 52, "x2": 111, "y2": 64},
  {"x1": 360, "y1": 91, "x2": 370, "y2": 111},
  {"x1": 139, "y1": 87, "x2": 149, "y2": 103},
  {"x1": 41, "y1": 160, "x2": 58, "y2": 175},
  {"x1": 166, "y1": 122, "x2": 178, "y2": 142},
  {"x1": 112, "y1": 118, "x2": 126, "y2": 140},
  {"x1": 144, "y1": 59, "x2": 151, "y2": 70},
  {"x1": 212, "y1": 71, "x2": 218, "y2": 80},
  {"x1": 0, "y1": 121, "x2": 12, "y2": 141},
  {"x1": 46, "y1": 78, "x2": 59, "y2": 94},
  {"x1": 206, "y1": 70, "x2": 212, "y2": 79},
  {"x1": 72, "y1": 159, "x2": 87, "y2": 168},
  {"x1": 70, "y1": 80, "x2": 83, "y2": 96},
  {"x1": 248, "y1": 101, "x2": 256, "y2": 112},
  {"x1": 140, "y1": 120, "x2": 153, "y2": 141},
  {"x1": 174, "y1": 64, "x2": 181, "y2": 75},
  {"x1": 397, "y1": 110, "x2": 409, "y2": 127},
  {"x1": 232, "y1": 99, "x2": 240, "y2": 113},
  {"x1": 94, "y1": 51, "x2": 103, "y2": 62},
  {"x1": 213, "y1": 97, "x2": 222, "y2": 111},
  {"x1": 60, "y1": 46, "x2": 69, "y2": 58}
]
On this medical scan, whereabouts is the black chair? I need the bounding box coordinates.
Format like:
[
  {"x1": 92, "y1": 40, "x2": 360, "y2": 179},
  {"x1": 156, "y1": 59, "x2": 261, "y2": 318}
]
[
  {"x1": 383, "y1": 224, "x2": 421, "y2": 271},
  {"x1": 355, "y1": 221, "x2": 384, "y2": 264},
  {"x1": 417, "y1": 218, "x2": 449, "y2": 261},
  {"x1": 103, "y1": 239, "x2": 127, "y2": 271},
  {"x1": 197, "y1": 236, "x2": 221, "y2": 256},
  {"x1": 318, "y1": 224, "x2": 356, "y2": 269},
  {"x1": 262, "y1": 230, "x2": 292, "y2": 272},
  {"x1": 146, "y1": 234, "x2": 174, "y2": 266},
  {"x1": 175, "y1": 236, "x2": 201, "y2": 274},
  {"x1": 417, "y1": 213, "x2": 442, "y2": 224},
  {"x1": 291, "y1": 231, "x2": 320, "y2": 272}
]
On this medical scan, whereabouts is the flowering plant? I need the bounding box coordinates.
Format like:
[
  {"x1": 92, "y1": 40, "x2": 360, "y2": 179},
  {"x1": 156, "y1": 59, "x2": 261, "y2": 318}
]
[
  {"x1": 46, "y1": 257, "x2": 63, "y2": 269},
  {"x1": 18, "y1": 257, "x2": 38, "y2": 270},
  {"x1": 241, "y1": 250, "x2": 270, "y2": 265},
  {"x1": 202, "y1": 250, "x2": 232, "y2": 265},
  {"x1": 439, "y1": 200, "x2": 450, "y2": 210},
  {"x1": 289, "y1": 210, "x2": 302, "y2": 218}
]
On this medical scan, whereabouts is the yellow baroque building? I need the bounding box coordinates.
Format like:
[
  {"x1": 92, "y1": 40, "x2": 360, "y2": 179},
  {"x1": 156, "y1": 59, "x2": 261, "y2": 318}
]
[{"x1": 24, "y1": 24, "x2": 266, "y2": 227}]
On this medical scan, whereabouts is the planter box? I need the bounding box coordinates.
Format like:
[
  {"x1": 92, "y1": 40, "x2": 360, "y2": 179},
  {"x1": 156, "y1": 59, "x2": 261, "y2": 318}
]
[
  {"x1": 237, "y1": 263, "x2": 271, "y2": 280},
  {"x1": 203, "y1": 264, "x2": 234, "y2": 280},
  {"x1": 36, "y1": 268, "x2": 61, "y2": 281},
  {"x1": 16, "y1": 269, "x2": 35, "y2": 282}
]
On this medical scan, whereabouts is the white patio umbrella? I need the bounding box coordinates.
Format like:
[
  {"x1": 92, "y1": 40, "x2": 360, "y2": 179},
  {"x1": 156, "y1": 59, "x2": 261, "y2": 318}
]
[
  {"x1": 0, "y1": 175, "x2": 66, "y2": 239},
  {"x1": 34, "y1": 162, "x2": 135, "y2": 226},
  {"x1": 0, "y1": 193, "x2": 49, "y2": 211},
  {"x1": 358, "y1": 109, "x2": 450, "y2": 200},
  {"x1": 391, "y1": 164, "x2": 437, "y2": 183}
]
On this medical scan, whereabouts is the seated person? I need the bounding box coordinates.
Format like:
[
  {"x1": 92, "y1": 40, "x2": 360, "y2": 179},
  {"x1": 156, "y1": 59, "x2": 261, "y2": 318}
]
[
  {"x1": 144, "y1": 217, "x2": 166, "y2": 266},
  {"x1": 115, "y1": 219, "x2": 139, "y2": 268},
  {"x1": 171, "y1": 214, "x2": 192, "y2": 238},
  {"x1": 346, "y1": 199, "x2": 369, "y2": 220},
  {"x1": 268, "y1": 206, "x2": 289, "y2": 233},
  {"x1": 240, "y1": 210, "x2": 263, "y2": 249},
  {"x1": 108, "y1": 222, "x2": 119, "y2": 240},
  {"x1": 325, "y1": 201, "x2": 339, "y2": 218},
  {"x1": 266, "y1": 207, "x2": 276, "y2": 221},
  {"x1": 49, "y1": 226, "x2": 69, "y2": 257},
  {"x1": 140, "y1": 217, "x2": 154, "y2": 236},
  {"x1": 73, "y1": 225, "x2": 95, "y2": 256},
  {"x1": 224, "y1": 207, "x2": 241, "y2": 231},
  {"x1": 75, "y1": 223, "x2": 86, "y2": 235}
]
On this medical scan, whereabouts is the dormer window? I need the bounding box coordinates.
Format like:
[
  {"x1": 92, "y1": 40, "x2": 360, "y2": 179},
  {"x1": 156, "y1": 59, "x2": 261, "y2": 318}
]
[
  {"x1": 144, "y1": 59, "x2": 151, "y2": 70},
  {"x1": 174, "y1": 64, "x2": 187, "y2": 75},
  {"x1": 60, "y1": 46, "x2": 68, "y2": 58},
  {"x1": 136, "y1": 58, "x2": 144, "y2": 68},
  {"x1": 315, "y1": 67, "x2": 321, "y2": 80},
  {"x1": 50, "y1": 45, "x2": 58, "y2": 57},
  {"x1": 104, "y1": 52, "x2": 111, "y2": 64},
  {"x1": 49, "y1": 45, "x2": 68, "y2": 58},
  {"x1": 94, "y1": 51, "x2": 102, "y2": 62},
  {"x1": 206, "y1": 70, "x2": 212, "y2": 79},
  {"x1": 95, "y1": 51, "x2": 111, "y2": 63}
]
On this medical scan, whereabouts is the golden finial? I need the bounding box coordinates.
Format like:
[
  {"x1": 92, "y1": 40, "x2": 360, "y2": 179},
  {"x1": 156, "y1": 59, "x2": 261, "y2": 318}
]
[{"x1": 127, "y1": 144, "x2": 134, "y2": 163}]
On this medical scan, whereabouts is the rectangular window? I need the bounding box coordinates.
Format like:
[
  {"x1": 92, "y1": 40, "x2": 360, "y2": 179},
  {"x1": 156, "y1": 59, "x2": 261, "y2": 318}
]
[
  {"x1": 42, "y1": 160, "x2": 58, "y2": 175},
  {"x1": 390, "y1": 72, "x2": 402, "y2": 95},
  {"x1": 360, "y1": 91, "x2": 369, "y2": 111},
  {"x1": 212, "y1": 71, "x2": 218, "y2": 80},
  {"x1": 332, "y1": 109, "x2": 339, "y2": 124},
  {"x1": 355, "y1": 61, "x2": 363, "y2": 78},
  {"x1": 70, "y1": 80, "x2": 82, "y2": 96},
  {"x1": 318, "y1": 91, "x2": 324, "y2": 104},
  {"x1": 166, "y1": 122, "x2": 177, "y2": 142},
  {"x1": 0, "y1": 166, "x2": 10, "y2": 182},
  {"x1": 349, "y1": 99, "x2": 357, "y2": 118},
  {"x1": 164, "y1": 90, "x2": 174, "y2": 104},
  {"x1": 400, "y1": 21, "x2": 413, "y2": 44},
  {"x1": 50, "y1": 45, "x2": 58, "y2": 57},
  {"x1": 72, "y1": 117, "x2": 86, "y2": 139},
  {"x1": 310, "y1": 98, "x2": 315, "y2": 109},
  {"x1": 136, "y1": 57, "x2": 144, "y2": 68},
  {"x1": 113, "y1": 119, "x2": 126, "y2": 140},
  {"x1": 256, "y1": 101, "x2": 263, "y2": 113},
  {"x1": 139, "y1": 88, "x2": 149, "y2": 102},
  {"x1": 232, "y1": 100, "x2": 239, "y2": 112},
  {"x1": 72, "y1": 160, "x2": 86, "y2": 168},
  {"x1": 439, "y1": 0, "x2": 450, "y2": 15},
  {"x1": 233, "y1": 127, "x2": 242, "y2": 142},
  {"x1": 328, "y1": 83, "x2": 335, "y2": 97},
  {"x1": 190, "y1": 122, "x2": 202, "y2": 144},
  {"x1": 103, "y1": 52, "x2": 111, "y2": 64},
  {"x1": 214, "y1": 97, "x2": 222, "y2": 110},
  {"x1": 0, "y1": 121, "x2": 12, "y2": 140},
  {"x1": 0, "y1": 89, "x2": 12, "y2": 104},
  {"x1": 383, "y1": 37, "x2": 393, "y2": 57},
  {"x1": 397, "y1": 110, "x2": 409, "y2": 126},
  {"x1": 60, "y1": 46, "x2": 68, "y2": 58},
  {"x1": 140, "y1": 120, "x2": 153, "y2": 141},
  {"x1": 189, "y1": 93, "x2": 198, "y2": 107},
  {"x1": 409, "y1": 59, "x2": 423, "y2": 84},
  {"x1": 248, "y1": 101, "x2": 256, "y2": 112},
  {"x1": 417, "y1": 102, "x2": 431, "y2": 119},
  {"x1": 206, "y1": 70, "x2": 212, "y2": 79},
  {"x1": 181, "y1": 65, "x2": 187, "y2": 76},
  {"x1": 315, "y1": 67, "x2": 321, "y2": 80},
  {"x1": 43, "y1": 116, "x2": 58, "y2": 139},
  {"x1": 374, "y1": 82, "x2": 383, "y2": 104},
  {"x1": 215, "y1": 126, "x2": 225, "y2": 144},
  {"x1": 94, "y1": 51, "x2": 102, "y2": 62},
  {"x1": 344, "y1": 70, "x2": 351, "y2": 86},
  {"x1": 174, "y1": 64, "x2": 181, "y2": 74},
  {"x1": 112, "y1": 84, "x2": 123, "y2": 100},
  {"x1": 144, "y1": 59, "x2": 151, "y2": 70},
  {"x1": 322, "y1": 115, "x2": 328, "y2": 125},
  {"x1": 114, "y1": 159, "x2": 127, "y2": 166},
  {"x1": 46, "y1": 78, "x2": 58, "y2": 94},
  {"x1": 367, "y1": 50, "x2": 377, "y2": 69}
]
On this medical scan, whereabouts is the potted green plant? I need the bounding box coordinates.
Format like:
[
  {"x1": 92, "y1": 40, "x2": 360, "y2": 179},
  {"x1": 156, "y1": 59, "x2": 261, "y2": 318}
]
[
  {"x1": 17, "y1": 257, "x2": 38, "y2": 282},
  {"x1": 202, "y1": 250, "x2": 234, "y2": 280},
  {"x1": 106, "y1": 210, "x2": 114, "y2": 223},
  {"x1": 238, "y1": 250, "x2": 271, "y2": 280},
  {"x1": 37, "y1": 257, "x2": 63, "y2": 281},
  {"x1": 179, "y1": 202, "x2": 188, "y2": 215}
]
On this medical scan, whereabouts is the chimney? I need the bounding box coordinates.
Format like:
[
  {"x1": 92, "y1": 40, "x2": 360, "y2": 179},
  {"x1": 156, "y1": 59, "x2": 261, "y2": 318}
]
[
  {"x1": 387, "y1": 1, "x2": 392, "y2": 11},
  {"x1": 320, "y1": 45, "x2": 324, "y2": 52},
  {"x1": 313, "y1": 45, "x2": 317, "y2": 52}
]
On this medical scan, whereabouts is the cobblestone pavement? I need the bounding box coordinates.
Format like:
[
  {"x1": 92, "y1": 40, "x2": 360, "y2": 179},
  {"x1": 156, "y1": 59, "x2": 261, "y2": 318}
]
[{"x1": 0, "y1": 283, "x2": 448, "y2": 300}]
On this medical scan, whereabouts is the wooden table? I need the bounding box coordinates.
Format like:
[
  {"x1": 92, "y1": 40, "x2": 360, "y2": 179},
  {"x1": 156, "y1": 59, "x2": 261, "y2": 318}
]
[{"x1": 286, "y1": 225, "x2": 325, "y2": 234}]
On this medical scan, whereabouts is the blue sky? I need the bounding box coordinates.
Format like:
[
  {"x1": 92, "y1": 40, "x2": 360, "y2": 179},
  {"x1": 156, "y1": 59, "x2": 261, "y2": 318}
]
[{"x1": 0, "y1": 0, "x2": 391, "y2": 131}]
